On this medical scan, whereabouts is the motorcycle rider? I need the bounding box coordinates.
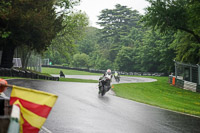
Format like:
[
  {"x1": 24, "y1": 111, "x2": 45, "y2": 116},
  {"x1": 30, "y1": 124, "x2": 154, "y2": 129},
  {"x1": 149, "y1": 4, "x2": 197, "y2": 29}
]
[
  {"x1": 60, "y1": 70, "x2": 65, "y2": 78},
  {"x1": 114, "y1": 71, "x2": 120, "y2": 81},
  {"x1": 98, "y1": 69, "x2": 113, "y2": 94}
]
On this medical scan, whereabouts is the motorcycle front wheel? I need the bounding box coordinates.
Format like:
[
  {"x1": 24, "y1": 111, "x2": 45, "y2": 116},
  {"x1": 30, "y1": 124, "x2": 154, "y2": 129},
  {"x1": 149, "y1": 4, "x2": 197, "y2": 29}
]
[{"x1": 99, "y1": 86, "x2": 105, "y2": 96}]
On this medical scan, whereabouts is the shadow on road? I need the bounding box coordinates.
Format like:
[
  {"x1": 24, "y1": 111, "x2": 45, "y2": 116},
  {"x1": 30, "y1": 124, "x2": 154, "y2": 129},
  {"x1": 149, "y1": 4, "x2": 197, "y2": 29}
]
[{"x1": 98, "y1": 95, "x2": 110, "y2": 103}]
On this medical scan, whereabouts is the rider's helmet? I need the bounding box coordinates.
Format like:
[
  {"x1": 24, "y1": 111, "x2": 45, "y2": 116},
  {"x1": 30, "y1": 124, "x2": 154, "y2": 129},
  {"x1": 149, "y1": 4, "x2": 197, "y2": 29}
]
[{"x1": 106, "y1": 69, "x2": 111, "y2": 75}]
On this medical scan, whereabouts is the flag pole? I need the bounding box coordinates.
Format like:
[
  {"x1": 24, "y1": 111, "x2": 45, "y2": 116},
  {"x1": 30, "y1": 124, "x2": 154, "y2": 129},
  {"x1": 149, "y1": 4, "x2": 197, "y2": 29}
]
[
  {"x1": 0, "y1": 83, "x2": 13, "y2": 88},
  {"x1": 5, "y1": 84, "x2": 13, "y2": 88}
]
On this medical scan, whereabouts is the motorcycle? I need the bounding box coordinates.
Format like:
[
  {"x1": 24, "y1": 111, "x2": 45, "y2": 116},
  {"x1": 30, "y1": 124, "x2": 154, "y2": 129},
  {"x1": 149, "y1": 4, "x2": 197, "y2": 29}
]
[
  {"x1": 114, "y1": 75, "x2": 120, "y2": 83},
  {"x1": 59, "y1": 71, "x2": 65, "y2": 78},
  {"x1": 98, "y1": 74, "x2": 112, "y2": 96}
]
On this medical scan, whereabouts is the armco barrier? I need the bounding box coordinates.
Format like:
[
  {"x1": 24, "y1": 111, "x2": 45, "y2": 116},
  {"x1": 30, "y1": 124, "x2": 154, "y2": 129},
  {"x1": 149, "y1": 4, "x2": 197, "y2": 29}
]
[
  {"x1": 169, "y1": 76, "x2": 199, "y2": 93},
  {"x1": 0, "y1": 68, "x2": 59, "y2": 81},
  {"x1": 175, "y1": 78, "x2": 184, "y2": 88},
  {"x1": 184, "y1": 81, "x2": 197, "y2": 92}
]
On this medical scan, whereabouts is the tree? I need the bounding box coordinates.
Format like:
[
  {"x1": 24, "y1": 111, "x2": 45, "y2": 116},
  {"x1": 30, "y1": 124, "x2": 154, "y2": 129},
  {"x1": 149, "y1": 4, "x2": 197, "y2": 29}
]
[
  {"x1": 76, "y1": 27, "x2": 99, "y2": 55},
  {"x1": 97, "y1": 4, "x2": 141, "y2": 44},
  {"x1": 143, "y1": 0, "x2": 200, "y2": 42},
  {"x1": 139, "y1": 30, "x2": 175, "y2": 73},
  {"x1": 97, "y1": 4, "x2": 141, "y2": 62},
  {"x1": 142, "y1": 0, "x2": 200, "y2": 63},
  {"x1": 71, "y1": 53, "x2": 89, "y2": 68},
  {"x1": 0, "y1": 1, "x2": 11, "y2": 39},
  {"x1": 44, "y1": 11, "x2": 89, "y2": 65},
  {"x1": 114, "y1": 46, "x2": 136, "y2": 72},
  {"x1": 0, "y1": 0, "x2": 78, "y2": 68},
  {"x1": 95, "y1": 57, "x2": 113, "y2": 70},
  {"x1": 171, "y1": 32, "x2": 200, "y2": 64}
]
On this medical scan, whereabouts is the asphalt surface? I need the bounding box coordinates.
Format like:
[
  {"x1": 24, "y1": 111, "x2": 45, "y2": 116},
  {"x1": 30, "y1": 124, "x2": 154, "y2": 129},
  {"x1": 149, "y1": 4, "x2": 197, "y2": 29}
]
[
  {"x1": 51, "y1": 75, "x2": 157, "y2": 84},
  {"x1": 4, "y1": 76, "x2": 200, "y2": 133}
]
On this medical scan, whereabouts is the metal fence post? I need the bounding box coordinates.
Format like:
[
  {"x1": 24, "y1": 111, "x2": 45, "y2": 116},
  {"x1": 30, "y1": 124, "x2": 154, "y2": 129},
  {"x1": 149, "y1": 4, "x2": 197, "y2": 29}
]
[
  {"x1": 175, "y1": 61, "x2": 177, "y2": 78},
  {"x1": 190, "y1": 66, "x2": 192, "y2": 82},
  {"x1": 198, "y1": 64, "x2": 200, "y2": 85}
]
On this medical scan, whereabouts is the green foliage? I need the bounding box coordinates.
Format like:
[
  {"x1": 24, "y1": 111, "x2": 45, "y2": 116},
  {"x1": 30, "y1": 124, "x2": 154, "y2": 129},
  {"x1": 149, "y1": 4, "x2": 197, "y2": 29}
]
[
  {"x1": 92, "y1": 4, "x2": 142, "y2": 71},
  {"x1": 108, "y1": 43, "x2": 122, "y2": 62},
  {"x1": 9, "y1": 0, "x2": 63, "y2": 51},
  {"x1": 186, "y1": 0, "x2": 200, "y2": 38},
  {"x1": 143, "y1": 0, "x2": 187, "y2": 32},
  {"x1": 138, "y1": 30, "x2": 175, "y2": 73},
  {"x1": 55, "y1": 0, "x2": 80, "y2": 8},
  {"x1": 71, "y1": 53, "x2": 89, "y2": 68},
  {"x1": 44, "y1": 12, "x2": 89, "y2": 64},
  {"x1": 76, "y1": 27, "x2": 99, "y2": 55},
  {"x1": 0, "y1": 0, "x2": 68, "y2": 68},
  {"x1": 97, "y1": 4, "x2": 141, "y2": 44},
  {"x1": 0, "y1": 31, "x2": 11, "y2": 38},
  {"x1": 74, "y1": 4, "x2": 176, "y2": 73},
  {"x1": 95, "y1": 57, "x2": 113, "y2": 70},
  {"x1": 171, "y1": 32, "x2": 200, "y2": 64},
  {"x1": 143, "y1": 0, "x2": 200, "y2": 43},
  {"x1": 0, "y1": 1, "x2": 11, "y2": 38},
  {"x1": 114, "y1": 46, "x2": 136, "y2": 72},
  {"x1": 142, "y1": 0, "x2": 200, "y2": 65},
  {"x1": 43, "y1": 1, "x2": 199, "y2": 74},
  {"x1": 0, "y1": 0, "x2": 84, "y2": 68}
]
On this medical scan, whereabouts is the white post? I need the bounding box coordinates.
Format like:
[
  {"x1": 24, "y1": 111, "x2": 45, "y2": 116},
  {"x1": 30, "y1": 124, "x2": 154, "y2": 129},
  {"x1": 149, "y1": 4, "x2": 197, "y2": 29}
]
[{"x1": 7, "y1": 105, "x2": 20, "y2": 133}]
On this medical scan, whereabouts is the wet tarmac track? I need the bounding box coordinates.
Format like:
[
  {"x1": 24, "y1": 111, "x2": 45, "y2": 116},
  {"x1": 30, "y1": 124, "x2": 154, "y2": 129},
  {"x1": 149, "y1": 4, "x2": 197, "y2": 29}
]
[{"x1": 5, "y1": 76, "x2": 200, "y2": 133}]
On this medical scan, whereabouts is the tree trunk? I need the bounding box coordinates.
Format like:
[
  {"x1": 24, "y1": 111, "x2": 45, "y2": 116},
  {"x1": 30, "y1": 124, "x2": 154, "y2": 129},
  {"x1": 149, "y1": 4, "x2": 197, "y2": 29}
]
[
  {"x1": 0, "y1": 45, "x2": 16, "y2": 68},
  {"x1": 23, "y1": 51, "x2": 31, "y2": 69}
]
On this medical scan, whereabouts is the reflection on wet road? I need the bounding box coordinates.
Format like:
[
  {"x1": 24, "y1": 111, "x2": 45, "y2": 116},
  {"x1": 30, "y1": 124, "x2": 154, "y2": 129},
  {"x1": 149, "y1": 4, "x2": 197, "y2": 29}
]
[
  {"x1": 5, "y1": 79, "x2": 200, "y2": 133},
  {"x1": 51, "y1": 75, "x2": 157, "y2": 84}
]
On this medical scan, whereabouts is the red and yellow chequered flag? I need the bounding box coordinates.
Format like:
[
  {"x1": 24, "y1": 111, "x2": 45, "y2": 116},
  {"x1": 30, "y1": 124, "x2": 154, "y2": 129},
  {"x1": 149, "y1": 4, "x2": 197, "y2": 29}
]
[{"x1": 10, "y1": 85, "x2": 58, "y2": 133}]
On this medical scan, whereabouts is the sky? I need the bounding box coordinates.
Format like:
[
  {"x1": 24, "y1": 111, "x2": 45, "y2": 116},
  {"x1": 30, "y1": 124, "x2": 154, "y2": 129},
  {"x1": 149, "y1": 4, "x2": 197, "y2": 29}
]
[{"x1": 75, "y1": 0, "x2": 150, "y2": 28}]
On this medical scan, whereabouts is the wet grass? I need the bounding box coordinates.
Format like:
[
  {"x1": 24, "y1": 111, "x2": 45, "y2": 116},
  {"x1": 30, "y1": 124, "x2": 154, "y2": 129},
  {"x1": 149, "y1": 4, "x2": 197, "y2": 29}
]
[
  {"x1": 0, "y1": 76, "x2": 25, "y2": 79},
  {"x1": 59, "y1": 78, "x2": 98, "y2": 83},
  {"x1": 42, "y1": 67, "x2": 101, "y2": 75},
  {"x1": 113, "y1": 76, "x2": 200, "y2": 117}
]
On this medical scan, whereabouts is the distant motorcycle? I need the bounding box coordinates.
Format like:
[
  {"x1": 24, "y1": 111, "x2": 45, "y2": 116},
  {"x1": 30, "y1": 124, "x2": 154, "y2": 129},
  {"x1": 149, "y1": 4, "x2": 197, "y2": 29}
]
[
  {"x1": 114, "y1": 75, "x2": 120, "y2": 83},
  {"x1": 98, "y1": 74, "x2": 112, "y2": 96},
  {"x1": 60, "y1": 71, "x2": 65, "y2": 78}
]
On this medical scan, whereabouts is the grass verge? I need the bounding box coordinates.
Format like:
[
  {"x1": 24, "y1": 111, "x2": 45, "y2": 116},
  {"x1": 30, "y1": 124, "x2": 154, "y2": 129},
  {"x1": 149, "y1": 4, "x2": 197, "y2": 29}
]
[
  {"x1": 0, "y1": 76, "x2": 25, "y2": 79},
  {"x1": 42, "y1": 67, "x2": 101, "y2": 75},
  {"x1": 59, "y1": 78, "x2": 98, "y2": 83},
  {"x1": 113, "y1": 76, "x2": 200, "y2": 117}
]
